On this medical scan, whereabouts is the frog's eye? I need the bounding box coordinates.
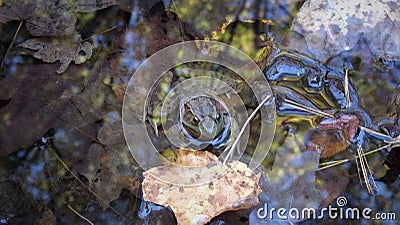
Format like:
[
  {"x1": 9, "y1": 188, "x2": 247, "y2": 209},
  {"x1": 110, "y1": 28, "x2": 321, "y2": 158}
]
[
  {"x1": 192, "y1": 116, "x2": 200, "y2": 125},
  {"x1": 216, "y1": 113, "x2": 221, "y2": 122}
]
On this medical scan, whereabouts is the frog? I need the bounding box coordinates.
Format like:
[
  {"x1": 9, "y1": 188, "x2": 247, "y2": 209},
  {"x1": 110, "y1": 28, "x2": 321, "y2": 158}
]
[
  {"x1": 179, "y1": 95, "x2": 231, "y2": 149},
  {"x1": 145, "y1": 65, "x2": 246, "y2": 152}
]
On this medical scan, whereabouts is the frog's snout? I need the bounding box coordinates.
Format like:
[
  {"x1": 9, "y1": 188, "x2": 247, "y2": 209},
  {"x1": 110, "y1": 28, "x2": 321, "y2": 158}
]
[{"x1": 199, "y1": 117, "x2": 217, "y2": 139}]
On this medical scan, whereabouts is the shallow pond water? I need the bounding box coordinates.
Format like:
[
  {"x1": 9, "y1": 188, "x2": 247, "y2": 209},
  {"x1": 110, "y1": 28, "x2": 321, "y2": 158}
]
[{"x1": 0, "y1": 0, "x2": 399, "y2": 224}]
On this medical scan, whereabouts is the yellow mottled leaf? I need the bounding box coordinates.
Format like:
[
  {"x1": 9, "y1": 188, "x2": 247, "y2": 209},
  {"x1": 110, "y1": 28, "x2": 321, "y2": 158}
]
[{"x1": 142, "y1": 149, "x2": 261, "y2": 225}]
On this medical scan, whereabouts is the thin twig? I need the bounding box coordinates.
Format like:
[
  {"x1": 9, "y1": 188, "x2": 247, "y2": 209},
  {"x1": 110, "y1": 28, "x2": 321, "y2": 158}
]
[
  {"x1": 1, "y1": 20, "x2": 23, "y2": 70},
  {"x1": 356, "y1": 145, "x2": 378, "y2": 195},
  {"x1": 82, "y1": 25, "x2": 119, "y2": 42},
  {"x1": 355, "y1": 146, "x2": 364, "y2": 189},
  {"x1": 223, "y1": 94, "x2": 272, "y2": 164},
  {"x1": 48, "y1": 144, "x2": 126, "y2": 220},
  {"x1": 57, "y1": 117, "x2": 104, "y2": 146},
  {"x1": 66, "y1": 203, "x2": 94, "y2": 225},
  {"x1": 318, "y1": 159, "x2": 350, "y2": 171},
  {"x1": 344, "y1": 67, "x2": 350, "y2": 109},
  {"x1": 284, "y1": 99, "x2": 334, "y2": 118},
  {"x1": 317, "y1": 144, "x2": 390, "y2": 171},
  {"x1": 361, "y1": 126, "x2": 400, "y2": 145},
  {"x1": 286, "y1": 97, "x2": 386, "y2": 195}
]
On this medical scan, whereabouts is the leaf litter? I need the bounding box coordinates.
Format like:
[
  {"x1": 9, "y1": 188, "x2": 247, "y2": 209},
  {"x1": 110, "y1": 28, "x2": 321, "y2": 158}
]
[{"x1": 0, "y1": 0, "x2": 116, "y2": 72}]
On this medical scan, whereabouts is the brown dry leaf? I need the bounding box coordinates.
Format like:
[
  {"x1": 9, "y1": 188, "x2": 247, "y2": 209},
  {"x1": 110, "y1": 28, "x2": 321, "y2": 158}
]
[
  {"x1": 291, "y1": 0, "x2": 400, "y2": 61},
  {"x1": 142, "y1": 149, "x2": 262, "y2": 225},
  {"x1": 306, "y1": 113, "x2": 359, "y2": 158},
  {"x1": 175, "y1": 150, "x2": 219, "y2": 166},
  {"x1": 19, "y1": 36, "x2": 93, "y2": 74},
  {"x1": 0, "y1": 0, "x2": 116, "y2": 36}
]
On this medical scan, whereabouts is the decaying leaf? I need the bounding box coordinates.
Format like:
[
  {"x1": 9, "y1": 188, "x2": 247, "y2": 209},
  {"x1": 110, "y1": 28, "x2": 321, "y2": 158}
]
[
  {"x1": 0, "y1": 63, "x2": 80, "y2": 157},
  {"x1": 291, "y1": 0, "x2": 400, "y2": 61},
  {"x1": 19, "y1": 37, "x2": 93, "y2": 74},
  {"x1": 306, "y1": 113, "x2": 359, "y2": 158},
  {"x1": 0, "y1": 0, "x2": 116, "y2": 36},
  {"x1": 72, "y1": 113, "x2": 140, "y2": 207},
  {"x1": 0, "y1": 51, "x2": 116, "y2": 158},
  {"x1": 174, "y1": 149, "x2": 219, "y2": 166},
  {"x1": 0, "y1": 0, "x2": 74, "y2": 36},
  {"x1": 142, "y1": 149, "x2": 262, "y2": 225},
  {"x1": 72, "y1": 0, "x2": 116, "y2": 13}
]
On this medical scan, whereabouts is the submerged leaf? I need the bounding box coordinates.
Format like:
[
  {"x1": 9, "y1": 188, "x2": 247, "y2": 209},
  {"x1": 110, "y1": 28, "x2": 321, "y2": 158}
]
[
  {"x1": 73, "y1": 0, "x2": 116, "y2": 13},
  {"x1": 70, "y1": 113, "x2": 140, "y2": 207},
  {"x1": 0, "y1": 64, "x2": 80, "y2": 157},
  {"x1": 291, "y1": 0, "x2": 400, "y2": 61},
  {"x1": 142, "y1": 149, "x2": 261, "y2": 225},
  {"x1": 257, "y1": 133, "x2": 348, "y2": 223},
  {"x1": 0, "y1": 0, "x2": 75, "y2": 36},
  {"x1": 19, "y1": 37, "x2": 93, "y2": 74},
  {"x1": 0, "y1": 0, "x2": 116, "y2": 36},
  {"x1": 0, "y1": 0, "x2": 35, "y2": 24},
  {"x1": 306, "y1": 113, "x2": 359, "y2": 158}
]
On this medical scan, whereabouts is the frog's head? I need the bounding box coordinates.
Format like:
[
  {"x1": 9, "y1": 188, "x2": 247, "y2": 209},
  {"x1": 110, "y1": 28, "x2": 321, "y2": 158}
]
[{"x1": 180, "y1": 96, "x2": 228, "y2": 143}]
